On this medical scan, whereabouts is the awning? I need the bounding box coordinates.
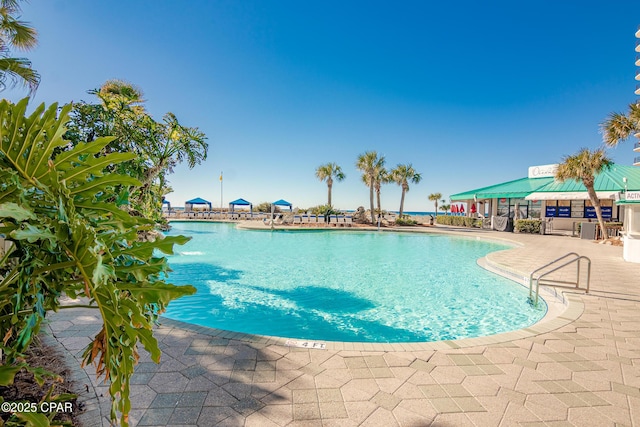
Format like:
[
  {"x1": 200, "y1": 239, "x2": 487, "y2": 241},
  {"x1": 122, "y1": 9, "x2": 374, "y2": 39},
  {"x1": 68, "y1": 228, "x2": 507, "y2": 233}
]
[
  {"x1": 450, "y1": 177, "x2": 555, "y2": 201},
  {"x1": 272, "y1": 199, "x2": 292, "y2": 211},
  {"x1": 229, "y1": 198, "x2": 253, "y2": 213},
  {"x1": 185, "y1": 197, "x2": 211, "y2": 211},
  {"x1": 525, "y1": 191, "x2": 618, "y2": 200}
]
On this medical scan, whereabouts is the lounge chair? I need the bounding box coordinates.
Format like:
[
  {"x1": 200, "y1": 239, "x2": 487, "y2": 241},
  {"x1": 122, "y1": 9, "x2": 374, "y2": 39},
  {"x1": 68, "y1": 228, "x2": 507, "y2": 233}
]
[
  {"x1": 329, "y1": 214, "x2": 338, "y2": 226},
  {"x1": 344, "y1": 215, "x2": 353, "y2": 227},
  {"x1": 301, "y1": 214, "x2": 310, "y2": 224},
  {"x1": 293, "y1": 215, "x2": 302, "y2": 224}
]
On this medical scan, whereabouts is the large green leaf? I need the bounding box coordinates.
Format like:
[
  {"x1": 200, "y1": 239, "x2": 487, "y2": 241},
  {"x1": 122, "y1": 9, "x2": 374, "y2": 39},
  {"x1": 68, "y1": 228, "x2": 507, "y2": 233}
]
[
  {"x1": 0, "y1": 99, "x2": 196, "y2": 427},
  {"x1": 0, "y1": 202, "x2": 36, "y2": 221}
]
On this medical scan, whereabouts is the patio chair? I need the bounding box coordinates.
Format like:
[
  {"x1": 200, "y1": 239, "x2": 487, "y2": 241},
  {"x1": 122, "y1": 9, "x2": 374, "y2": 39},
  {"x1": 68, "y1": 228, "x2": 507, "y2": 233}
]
[{"x1": 344, "y1": 216, "x2": 353, "y2": 227}]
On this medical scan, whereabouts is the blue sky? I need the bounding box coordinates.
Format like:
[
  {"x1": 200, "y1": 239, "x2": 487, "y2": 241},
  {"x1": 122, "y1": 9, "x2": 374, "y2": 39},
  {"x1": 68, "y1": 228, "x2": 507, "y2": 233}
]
[{"x1": 5, "y1": 1, "x2": 640, "y2": 212}]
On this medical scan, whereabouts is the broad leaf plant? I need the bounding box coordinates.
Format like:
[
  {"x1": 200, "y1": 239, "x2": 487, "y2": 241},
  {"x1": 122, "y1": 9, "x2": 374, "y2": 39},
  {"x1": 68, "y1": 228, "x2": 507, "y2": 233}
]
[{"x1": 0, "y1": 98, "x2": 195, "y2": 426}]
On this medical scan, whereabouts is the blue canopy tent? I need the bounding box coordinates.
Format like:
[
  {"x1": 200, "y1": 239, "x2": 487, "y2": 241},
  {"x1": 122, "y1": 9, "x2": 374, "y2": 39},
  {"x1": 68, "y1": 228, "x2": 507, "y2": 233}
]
[
  {"x1": 185, "y1": 197, "x2": 212, "y2": 212},
  {"x1": 229, "y1": 198, "x2": 253, "y2": 214},
  {"x1": 162, "y1": 199, "x2": 171, "y2": 210},
  {"x1": 272, "y1": 199, "x2": 292, "y2": 211}
]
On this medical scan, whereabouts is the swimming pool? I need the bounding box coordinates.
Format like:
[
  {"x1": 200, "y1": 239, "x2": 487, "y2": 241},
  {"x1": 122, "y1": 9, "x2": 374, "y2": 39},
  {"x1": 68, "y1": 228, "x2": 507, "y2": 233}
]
[{"x1": 162, "y1": 222, "x2": 546, "y2": 343}]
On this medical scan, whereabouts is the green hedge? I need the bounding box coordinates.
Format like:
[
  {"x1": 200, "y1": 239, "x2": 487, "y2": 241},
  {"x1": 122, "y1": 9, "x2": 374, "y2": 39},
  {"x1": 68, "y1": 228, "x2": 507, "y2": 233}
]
[
  {"x1": 395, "y1": 217, "x2": 418, "y2": 226},
  {"x1": 435, "y1": 216, "x2": 482, "y2": 227},
  {"x1": 515, "y1": 219, "x2": 541, "y2": 234}
]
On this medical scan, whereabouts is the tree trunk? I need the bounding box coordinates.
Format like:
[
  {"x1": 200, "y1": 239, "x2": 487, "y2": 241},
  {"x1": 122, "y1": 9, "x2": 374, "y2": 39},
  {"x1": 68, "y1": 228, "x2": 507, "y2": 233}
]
[
  {"x1": 399, "y1": 189, "x2": 406, "y2": 217},
  {"x1": 586, "y1": 184, "x2": 609, "y2": 239},
  {"x1": 369, "y1": 185, "x2": 375, "y2": 224},
  {"x1": 327, "y1": 182, "x2": 332, "y2": 206},
  {"x1": 376, "y1": 187, "x2": 382, "y2": 216},
  {"x1": 434, "y1": 201, "x2": 438, "y2": 216}
]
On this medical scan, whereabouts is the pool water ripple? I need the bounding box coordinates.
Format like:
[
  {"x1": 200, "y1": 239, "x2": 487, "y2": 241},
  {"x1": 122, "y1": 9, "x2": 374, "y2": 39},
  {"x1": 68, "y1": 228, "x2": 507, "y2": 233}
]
[{"x1": 163, "y1": 222, "x2": 546, "y2": 343}]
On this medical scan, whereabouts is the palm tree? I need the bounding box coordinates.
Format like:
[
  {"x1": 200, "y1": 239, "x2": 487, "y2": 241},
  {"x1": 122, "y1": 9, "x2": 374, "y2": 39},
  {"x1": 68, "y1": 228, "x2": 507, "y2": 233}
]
[
  {"x1": 439, "y1": 204, "x2": 450, "y2": 215},
  {"x1": 356, "y1": 151, "x2": 384, "y2": 224},
  {"x1": 315, "y1": 162, "x2": 345, "y2": 206},
  {"x1": 390, "y1": 164, "x2": 422, "y2": 217},
  {"x1": 373, "y1": 159, "x2": 388, "y2": 217},
  {"x1": 429, "y1": 192, "x2": 442, "y2": 217},
  {"x1": 0, "y1": 0, "x2": 39, "y2": 93},
  {"x1": 601, "y1": 103, "x2": 640, "y2": 147},
  {"x1": 555, "y1": 148, "x2": 613, "y2": 239}
]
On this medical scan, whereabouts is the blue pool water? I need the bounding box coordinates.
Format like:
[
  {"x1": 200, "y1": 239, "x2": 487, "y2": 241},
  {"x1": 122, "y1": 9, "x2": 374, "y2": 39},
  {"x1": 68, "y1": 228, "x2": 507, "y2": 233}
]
[{"x1": 162, "y1": 222, "x2": 546, "y2": 343}]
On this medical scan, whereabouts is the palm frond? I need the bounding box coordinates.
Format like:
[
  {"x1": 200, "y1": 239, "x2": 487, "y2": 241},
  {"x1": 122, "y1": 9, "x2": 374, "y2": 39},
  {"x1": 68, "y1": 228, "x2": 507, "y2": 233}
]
[{"x1": 0, "y1": 56, "x2": 39, "y2": 93}]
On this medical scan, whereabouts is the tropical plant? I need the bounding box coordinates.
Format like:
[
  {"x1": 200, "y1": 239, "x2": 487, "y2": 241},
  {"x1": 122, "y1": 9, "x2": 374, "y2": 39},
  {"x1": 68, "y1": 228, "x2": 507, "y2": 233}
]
[
  {"x1": 309, "y1": 204, "x2": 339, "y2": 218},
  {"x1": 555, "y1": 148, "x2": 613, "y2": 239},
  {"x1": 65, "y1": 80, "x2": 208, "y2": 222},
  {"x1": 0, "y1": 0, "x2": 39, "y2": 93},
  {"x1": 356, "y1": 151, "x2": 378, "y2": 224},
  {"x1": 0, "y1": 98, "x2": 195, "y2": 426},
  {"x1": 373, "y1": 160, "x2": 388, "y2": 215},
  {"x1": 439, "y1": 204, "x2": 450, "y2": 215},
  {"x1": 315, "y1": 162, "x2": 345, "y2": 206},
  {"x1": 255, "y1": 202, "x2": 281, "y2": 213},
  {"x1": 601, "y1": 103, "x2": 640, "y2": 147},
  {"x1": 429, "y1": 193, "x2": 442, "y2": 216},
  {"x1": 389, "y1": 164, "x2": 422, "y2": 217}
]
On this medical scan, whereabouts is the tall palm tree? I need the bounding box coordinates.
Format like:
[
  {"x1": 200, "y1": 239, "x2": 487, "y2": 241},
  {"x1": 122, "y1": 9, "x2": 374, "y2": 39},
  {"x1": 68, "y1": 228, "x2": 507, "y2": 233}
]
[
  {"x1": 601, "y1": 103, "x2": 640, "y2": 147},
  {"x1": 373, "y1": 159, "x2": 388, "y2": 217},
  {"x1": 315, "y1": 162, "x2": 345, "y2": 206},
  {"x1": 356, "y1": 151, "x2": 384, "y2": 224},
  {"x1": 555, "y1": 148, "x2": 612, "y2": 239},
  {"x1": 390, "y1": 164, "x2": 422, "y2": 217},
  {"x1": 429, "y1": 192, "x2": 442, "y2": 217},
  {"x1": 0, "y1": 0, "x2": 38, "y2": 93}
]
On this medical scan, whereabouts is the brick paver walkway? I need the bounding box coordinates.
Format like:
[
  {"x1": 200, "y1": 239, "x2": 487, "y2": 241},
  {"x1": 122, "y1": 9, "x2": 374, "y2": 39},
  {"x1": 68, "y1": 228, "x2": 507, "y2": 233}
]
[{"x1": 44, "y1": 228, "x2": 640, "y2": 426}]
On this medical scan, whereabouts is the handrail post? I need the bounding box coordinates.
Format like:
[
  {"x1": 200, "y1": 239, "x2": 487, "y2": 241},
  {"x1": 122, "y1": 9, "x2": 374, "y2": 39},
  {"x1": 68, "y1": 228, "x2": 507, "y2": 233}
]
[
  {"x1": 585, "y1": 258, "x2": 591, "y2": 294},
  {"x1": 528, "y1": 252, "x2": 592, "y2": 307}
]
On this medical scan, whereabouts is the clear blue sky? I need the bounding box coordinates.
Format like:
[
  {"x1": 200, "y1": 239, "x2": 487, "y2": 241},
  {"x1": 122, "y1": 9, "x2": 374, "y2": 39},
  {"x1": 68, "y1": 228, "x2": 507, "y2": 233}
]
[{"x1": 5, "y1": 1, "x2": 640, "y2": 212}]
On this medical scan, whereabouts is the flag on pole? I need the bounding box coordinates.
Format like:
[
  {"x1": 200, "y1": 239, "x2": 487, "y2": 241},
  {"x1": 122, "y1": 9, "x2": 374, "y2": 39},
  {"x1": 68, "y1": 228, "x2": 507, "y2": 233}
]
[{"x1": 219, "y1": 173, "x2": 223, "y2": 182}]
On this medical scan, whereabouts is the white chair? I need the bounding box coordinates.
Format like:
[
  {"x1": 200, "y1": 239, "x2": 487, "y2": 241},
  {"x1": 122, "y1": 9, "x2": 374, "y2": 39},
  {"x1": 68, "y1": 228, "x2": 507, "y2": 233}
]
[
  {"x1": 293, "y1": 215, "x2": 302, "y2": 224},
  {"x1": 344, "y1": 216, "x2": 353, "y2": 227}
]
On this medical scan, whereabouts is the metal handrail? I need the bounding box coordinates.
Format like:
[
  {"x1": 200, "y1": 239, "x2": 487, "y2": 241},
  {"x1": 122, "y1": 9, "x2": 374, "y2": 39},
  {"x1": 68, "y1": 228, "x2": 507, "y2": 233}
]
[{"x1": 528, "y1": 253, "x2": 591, "y2": 306}]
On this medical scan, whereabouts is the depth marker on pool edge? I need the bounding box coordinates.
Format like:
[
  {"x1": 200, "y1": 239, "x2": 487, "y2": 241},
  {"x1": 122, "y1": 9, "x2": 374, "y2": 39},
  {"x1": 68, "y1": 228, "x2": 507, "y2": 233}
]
[{"x1": 285, "y1": 339, "x2": 327, "y2": 350}]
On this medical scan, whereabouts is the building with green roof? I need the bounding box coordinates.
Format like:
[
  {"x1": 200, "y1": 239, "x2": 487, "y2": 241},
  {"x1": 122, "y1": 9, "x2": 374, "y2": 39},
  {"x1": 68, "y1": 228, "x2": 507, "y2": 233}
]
[{"x1": 450, "y1": 163, "x2": 640, "y2": 232}]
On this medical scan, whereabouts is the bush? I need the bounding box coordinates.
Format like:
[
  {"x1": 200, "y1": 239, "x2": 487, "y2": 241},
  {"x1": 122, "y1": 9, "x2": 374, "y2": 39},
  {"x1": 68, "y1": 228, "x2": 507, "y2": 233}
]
[
  {"x1": 395, "y1": 216, "x2": 418, "y2": 226},
  {"x1": 515, "y1": 219, "x2": 541, "y2": 234},
  {"x1": 308, "y1": 204, "x2": 339, "y2": 216},
  {"x1": 435, "y1": 216, "x2": 482, "y2": 228},
  {"x1": 255, "y1": 202, "x2": 281, "y2": 213}
]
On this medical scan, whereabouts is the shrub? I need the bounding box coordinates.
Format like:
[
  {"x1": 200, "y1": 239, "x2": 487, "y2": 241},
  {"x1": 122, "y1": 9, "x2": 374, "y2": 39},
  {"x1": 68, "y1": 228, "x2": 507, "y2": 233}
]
[
  {"x1": 395, "y1": 215, "x2": 418, "y2": 226},
  {"x1": 255, "y1": 202, "x2": 281, "y2": 213},
  {"x1": 435, "y1": 216, "x2": 482, "y2": 228},
  {"x1": 515, "y1": 219, "x2": 541, "y2": 234},
  {"x1": 308, "y1": 204, "x2": 339, "y2": 216}
]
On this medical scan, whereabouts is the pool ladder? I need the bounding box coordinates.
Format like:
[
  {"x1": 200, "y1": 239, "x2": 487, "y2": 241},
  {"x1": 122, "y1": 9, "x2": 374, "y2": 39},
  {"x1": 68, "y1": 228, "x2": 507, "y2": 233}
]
[{"x1": 528, "y1": 252, "x2": 591, "y2": 307}]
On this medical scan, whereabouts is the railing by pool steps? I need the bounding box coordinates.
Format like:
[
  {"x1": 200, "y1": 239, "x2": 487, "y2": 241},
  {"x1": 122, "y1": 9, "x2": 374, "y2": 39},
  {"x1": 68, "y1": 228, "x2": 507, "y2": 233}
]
[{"x1": 528, "y1": 252, "x2": 591, "y2": 307}]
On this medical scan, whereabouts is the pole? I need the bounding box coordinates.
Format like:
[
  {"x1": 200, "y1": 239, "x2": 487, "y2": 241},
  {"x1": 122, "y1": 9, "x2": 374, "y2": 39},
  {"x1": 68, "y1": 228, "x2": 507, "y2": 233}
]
[{"x1": 219, "y1": 171, "x2": 224, "y2": 217}]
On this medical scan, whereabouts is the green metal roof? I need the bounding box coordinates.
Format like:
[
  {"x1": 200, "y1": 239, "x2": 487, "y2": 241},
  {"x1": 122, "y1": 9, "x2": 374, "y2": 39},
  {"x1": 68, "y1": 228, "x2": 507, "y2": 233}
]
[
  {"x1": 531, "y1": 164, "x2": 640, "y2": 193},
  {"x1": 450, "y1": 164, "x2": 640, "y2": 201},
  {"x1": 450, "y1": 177, "x2": 554, "y2": 201}
]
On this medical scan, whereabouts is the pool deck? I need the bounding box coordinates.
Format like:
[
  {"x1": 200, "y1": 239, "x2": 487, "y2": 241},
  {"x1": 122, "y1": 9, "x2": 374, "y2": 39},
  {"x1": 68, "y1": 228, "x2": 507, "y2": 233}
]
[{"x1": 44, "y1": 225, "x2": 640, "y2": 426}]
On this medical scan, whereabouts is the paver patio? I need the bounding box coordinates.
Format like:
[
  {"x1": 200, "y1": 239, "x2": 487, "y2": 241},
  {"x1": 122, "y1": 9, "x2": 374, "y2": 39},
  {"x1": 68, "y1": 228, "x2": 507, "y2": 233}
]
[{"x1": 43, "y1": 227, "x2": 640, "y2": 426}]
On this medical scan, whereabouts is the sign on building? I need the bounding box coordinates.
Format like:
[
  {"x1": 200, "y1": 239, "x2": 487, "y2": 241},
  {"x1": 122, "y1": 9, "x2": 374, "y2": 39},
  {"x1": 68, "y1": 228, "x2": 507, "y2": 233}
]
[{"x1": 528, "y1": 164, "x2": 559, "y2": 179}]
